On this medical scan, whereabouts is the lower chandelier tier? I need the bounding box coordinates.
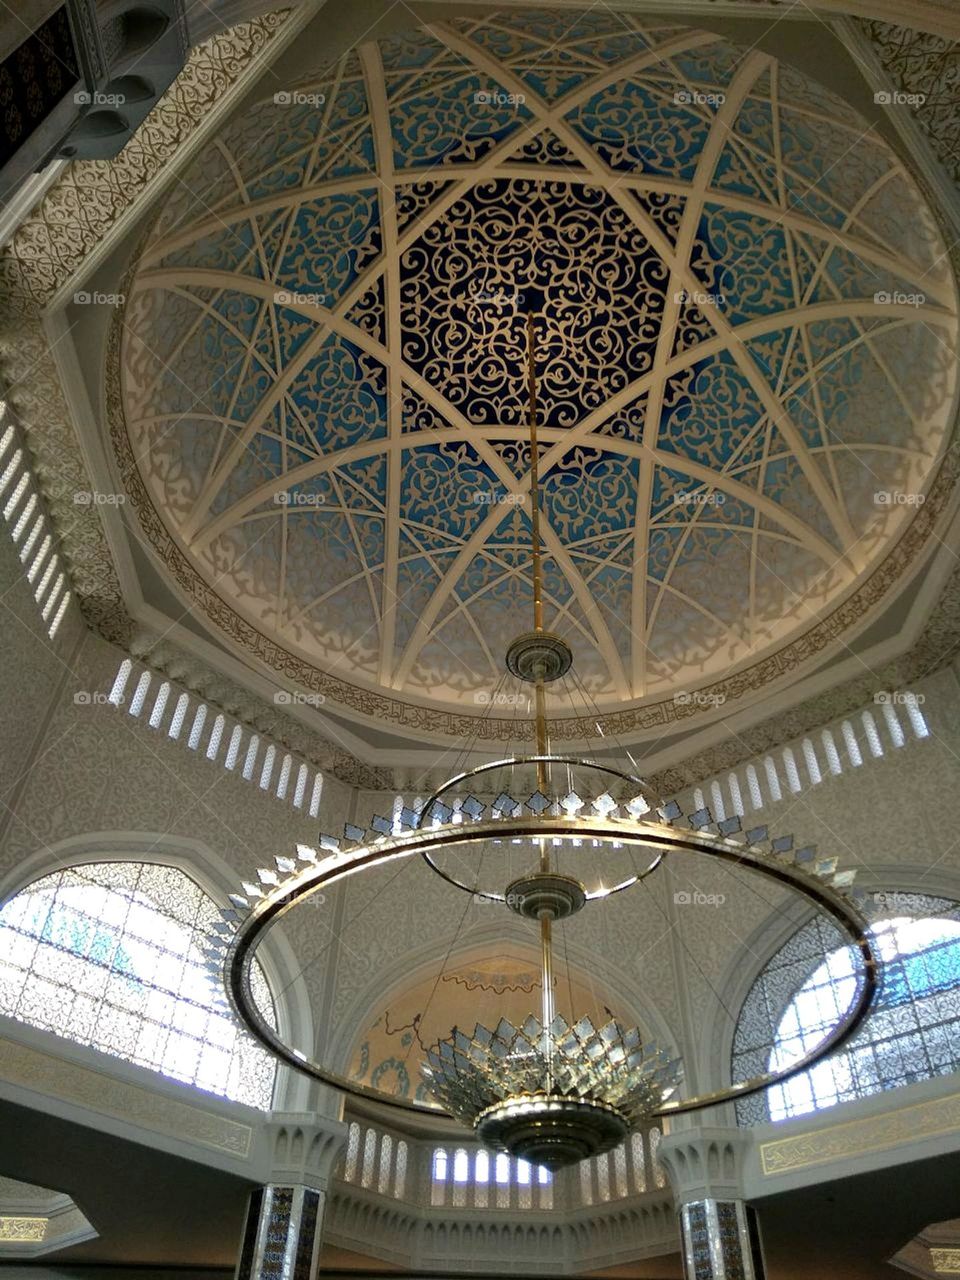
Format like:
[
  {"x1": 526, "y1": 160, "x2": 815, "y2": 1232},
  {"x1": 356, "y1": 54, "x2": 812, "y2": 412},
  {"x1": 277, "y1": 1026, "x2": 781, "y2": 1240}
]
[
  {"x1": 422, "y1": 1012, "x2": 684, "y2": 1170},
  {"x1": 476, "y1": 1095, "x2": 629, "y2": 1169}
]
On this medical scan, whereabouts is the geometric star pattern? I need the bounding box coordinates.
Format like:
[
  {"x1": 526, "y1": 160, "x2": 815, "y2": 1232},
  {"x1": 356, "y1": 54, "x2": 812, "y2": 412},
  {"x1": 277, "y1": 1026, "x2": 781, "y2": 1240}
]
[{"x1": 121, "y1": 10, "x2": 958, "y2": 715}]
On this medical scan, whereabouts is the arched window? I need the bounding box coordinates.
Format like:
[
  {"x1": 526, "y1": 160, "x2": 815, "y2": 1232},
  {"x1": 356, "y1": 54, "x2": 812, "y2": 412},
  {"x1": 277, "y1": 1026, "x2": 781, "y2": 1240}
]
[
  {"x1": 378, "y1": 1133, "x2": 393, "y2": 1195},
  {"x1": 129, "y1": 672, "x2": 151, "y2": 717},
  {"x1": 709, "y1": 780, "x2": 726, "y2": 822},
  {"x1": 649, "y1": 1127, "x2": 666, "y2": 1188},
  {"x1": 495, "y1": 1152, "x2": 510, "y2": 1207},
  {"x1": 820, "y1": 728, "x2": 842, "y2": 776},
  {"x1": 361, "y1": 1128, "x2": 377, "y2": 1188},
  {"x1": 187, "y1": 704, "x2": 207, "y2": 750},
  {"x1": 0, "y1": 862, "x2": 276, "y2": 1108},
  {"x1": 206, "y1": 714, "x2": 225, "y2": 760},
  {"x1": 169, "y1": 693, "x2": 190, "y2": 741},
  {"x1": 613, "y1": 1143, "x2": 628, "y2": 1198},
  {"x1": 732, "y1": 894, "x2": 960, "y2": 1125},
  {"x1": 344, "y1": 1122, "x2": 360, "y2": 1182},
  {"x1": 841, "y1": 719, "x2": 863, "y2": 766},
  {"x1": 224, "y1": 725, "x2": 243, "y2": 770},
  {"x1": 148, "y1": 681, "x2": 170, "y2": 729},
  {"x1": 630, "y1": 1131, "x2": 647, "y2": 1192},
  {"x1": 394, "y1": 1140, "x2": 408, "y2": 1199},
  {"x1": 516, "y1": 1157, "x2": 532, "y2": 1210},
  {"x1": 745, "y1": 764, "x2": 762, "y2": 810},
  {"x1": 308, "y1": 773, "x2": 323, "y2": 819},
  {"x1": 293, "y1": 763, "x2": 309, "y2": 809},
  {"x1": 109, "y1": 659, "x2": 132, "y2": 706},
  {"x1": 276, "y1": 754, "x2": 292, "y2": 800},
  {"x1": 431, "y1": 1147, "x2": 448, "y2": 1206},
  {"x1": 452, "y1": 1146, "x2": 468, "y2": 1206},
  {"x1": 727, "y1": 773, "x2": 744, "y2": 817},
  {"x1": 259, "y1": 744, "x2": 276, "y2": 790},
  {"x1": 762, "y1": 756, "x2": 782, "y2": 802},
  {"x1": 242, "y1": 735, "x2": 260, "y2": 781}
]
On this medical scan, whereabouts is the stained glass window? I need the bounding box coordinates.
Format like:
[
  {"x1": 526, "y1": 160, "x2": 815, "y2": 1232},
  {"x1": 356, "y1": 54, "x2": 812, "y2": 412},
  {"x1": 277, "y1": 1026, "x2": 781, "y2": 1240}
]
[
  {"x1": 733, "y1": 894, "x2": 960, "y2": 1124},
  {"x1": 0, "y1": 862, "x2": 276, "y2": 1108}
]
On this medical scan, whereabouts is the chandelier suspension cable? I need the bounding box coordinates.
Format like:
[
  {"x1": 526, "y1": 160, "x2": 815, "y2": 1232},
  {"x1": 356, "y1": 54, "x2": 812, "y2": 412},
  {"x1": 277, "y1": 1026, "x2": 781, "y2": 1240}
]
[
  {"x1": 634, "y1": 863, "x2": 741, "y2": 1032},
  {"x1": 414, "y1": 662, "x2": 510, "y2": 800}
]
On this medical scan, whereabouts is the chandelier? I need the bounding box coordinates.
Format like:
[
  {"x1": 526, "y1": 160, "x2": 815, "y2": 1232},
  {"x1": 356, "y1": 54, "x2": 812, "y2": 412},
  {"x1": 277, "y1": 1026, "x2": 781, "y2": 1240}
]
[{"x1": 208, "y1": 314, "x2": 879, "y2": 1170}]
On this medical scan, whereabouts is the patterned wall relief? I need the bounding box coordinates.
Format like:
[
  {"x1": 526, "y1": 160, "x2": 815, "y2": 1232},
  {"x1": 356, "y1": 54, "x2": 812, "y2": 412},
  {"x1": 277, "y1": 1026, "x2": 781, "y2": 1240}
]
[
  {"x1": 115, "y1": 9, "x2": 959, "y2": 738},
  {"x1": 860, "y1": 21, "x2": 960, "y2": 185}
]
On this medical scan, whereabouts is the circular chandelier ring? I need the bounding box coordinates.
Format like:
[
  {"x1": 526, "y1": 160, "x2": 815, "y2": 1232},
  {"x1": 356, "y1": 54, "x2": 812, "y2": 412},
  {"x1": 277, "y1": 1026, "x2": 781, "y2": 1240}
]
[
  {"x1": 416, "y1": 755, "x2": 664, "y2": 902},
  {"x1": 225, "y1": 816, "x2": 878, "y2": 1119}
]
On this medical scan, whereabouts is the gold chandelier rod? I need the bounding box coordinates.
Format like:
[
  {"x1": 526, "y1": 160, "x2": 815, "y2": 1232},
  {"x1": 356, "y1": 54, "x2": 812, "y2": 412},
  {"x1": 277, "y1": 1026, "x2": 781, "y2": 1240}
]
[
  {"x1": 525, "y1": 313, "x2": 549, "y2": 793},
  {"x1": 525, "y1": 311, "x2": 557, "y2": 1058}
]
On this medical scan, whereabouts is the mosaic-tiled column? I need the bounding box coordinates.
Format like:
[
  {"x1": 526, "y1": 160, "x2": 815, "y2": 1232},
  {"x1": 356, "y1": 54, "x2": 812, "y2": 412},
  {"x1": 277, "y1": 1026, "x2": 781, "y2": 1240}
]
[
  {"x1": 236, "y1": 1185, "x2": 323, "y2": 1280},
  {"x1": 657, "y1": 1128, "x2": 766, "y2": 1280},
  {"x1": 679, "y1": 1198, "x2": 765, "y2": 1280},
  {"x1": 235, "y1": 1115, "x2": 346, "y2": 1280}
]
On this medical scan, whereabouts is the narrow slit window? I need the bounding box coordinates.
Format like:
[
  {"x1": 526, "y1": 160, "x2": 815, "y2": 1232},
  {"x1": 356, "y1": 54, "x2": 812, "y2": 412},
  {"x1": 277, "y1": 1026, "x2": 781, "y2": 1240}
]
[
  {"x1": 801, "y1": 738, "x2": 822, "y2": 785},
  {"x1": 168, "y1": 693, "x2": 190, "y2": 740},
  {"x1": 821, "y1": 728, "x2": 842, "y2": 776},
  {"x1": 745, "y1": 764, "x2": 763, "y2": 810},
  {"x1": 879, "y1": 700, "x2": 905, "y2": 748},
  {"x1": 224, "y1": 726, "x2": 243, "y2": 770},
  {"x1": 259, "y1": 744, "x2": 276, "y2": 790},
  {"x1": 129, "y1": 672, "x2": 151, "y2": 717},
  {"x1": 109, "y1": 659, "x2": 132, "y2": 706},
  {"x1": 206, "y1": 714, "x2": 225, "y2": 760},
  {"x1": 860, "y1": 710, "x2": 884, "y2": 758},
  {"x1": 293, "y1": 763, "x2": 308, "y2": 808},
  {"x1": 308, "y1": 773, "x2": 323, "y2": 818},
  {"x1": 148, "y1": 681, "x2": 171, "y2": 729},
  {"x1": 728, "y1": 772, "x2": 745, "y2": 817},
  {"x1": 763, "y1": 756, "x2": 782, "y2": 802},
  {"x1": 187, "y1": 704, "x2": 207, "y2": 751},
  {"x1": 242, "y1": 735, "x2": 260, "y2": 781},
  {"x1": 710, "y1": 780, "x2": 726, "y2": 822},
  {"x1": 841, "y1": 719, "x2": 863, "y2": 767}
]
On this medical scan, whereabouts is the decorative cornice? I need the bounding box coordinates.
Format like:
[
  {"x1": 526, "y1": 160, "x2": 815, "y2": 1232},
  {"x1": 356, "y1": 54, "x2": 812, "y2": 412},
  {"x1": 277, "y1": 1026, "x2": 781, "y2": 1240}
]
[
  {"x1": 0, "y1": 13, "x2": 295, "y2": 642},
  {"x1": 0, "y1": 12, "x2": 292, "y2": 318},
  {"x1": 760, "y1": 1088, "x2": 960, "y2": 1175},
  {"x1": 858, "y1": 20, "x2": 960, "y2": 186},
  {"x1": 0, "y1": 1033, "x2": 253, "y2": 1157}
]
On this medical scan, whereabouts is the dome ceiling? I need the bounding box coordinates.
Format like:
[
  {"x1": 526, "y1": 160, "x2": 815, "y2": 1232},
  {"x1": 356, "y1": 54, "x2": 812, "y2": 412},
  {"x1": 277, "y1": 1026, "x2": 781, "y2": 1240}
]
[{"x1": 117, "y1": 10, "x2": 958, "y2": 738}]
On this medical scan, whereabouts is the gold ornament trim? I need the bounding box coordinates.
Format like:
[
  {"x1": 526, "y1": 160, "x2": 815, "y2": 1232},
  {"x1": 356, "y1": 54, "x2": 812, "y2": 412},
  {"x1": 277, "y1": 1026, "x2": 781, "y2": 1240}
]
[
  {"x1": 760, "y1": 1088, "x2": 960, "y2": 1175},
  {"x1": 0, "y1": 1218, "x2": 46, "y2": 1244}
]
